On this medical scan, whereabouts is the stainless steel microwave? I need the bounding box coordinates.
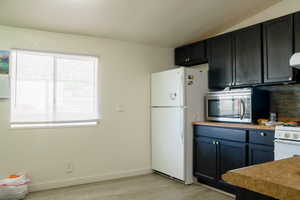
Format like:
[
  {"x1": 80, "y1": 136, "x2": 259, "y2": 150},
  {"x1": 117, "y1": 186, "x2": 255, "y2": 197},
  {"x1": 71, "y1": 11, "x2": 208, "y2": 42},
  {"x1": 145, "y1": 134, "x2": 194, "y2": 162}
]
[{"x1": 206, "y1": 88, "x2": 269, "y2": 123}]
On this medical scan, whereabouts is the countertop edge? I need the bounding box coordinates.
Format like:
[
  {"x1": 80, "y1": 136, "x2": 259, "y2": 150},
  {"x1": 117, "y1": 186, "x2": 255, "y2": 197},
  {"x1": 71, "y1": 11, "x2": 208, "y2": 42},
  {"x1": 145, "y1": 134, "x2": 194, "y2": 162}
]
[
  {"x1": 222, "y1": 171, "x2": 299, "y2": 200},
  {"x1": 193, "y1": 121, "x2": 276, "y2": 131}
]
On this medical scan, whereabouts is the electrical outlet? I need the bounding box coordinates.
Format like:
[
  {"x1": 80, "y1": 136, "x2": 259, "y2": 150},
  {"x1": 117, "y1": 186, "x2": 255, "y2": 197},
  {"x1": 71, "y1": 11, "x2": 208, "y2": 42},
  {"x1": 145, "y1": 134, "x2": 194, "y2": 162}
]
[
  {"x1": 66, "y1": 162, "x2": 74, "y2": 174},
  {"x1": 115, "y1": 104, "x2": 125, "y2": 112}
]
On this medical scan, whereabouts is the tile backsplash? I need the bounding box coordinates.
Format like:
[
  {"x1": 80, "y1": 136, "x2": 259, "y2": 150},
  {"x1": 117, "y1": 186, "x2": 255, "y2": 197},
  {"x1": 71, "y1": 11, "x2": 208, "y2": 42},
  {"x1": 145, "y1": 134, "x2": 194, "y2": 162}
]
[{"x1": 260, "y1": 84, "x2": 300, "y2": 119}]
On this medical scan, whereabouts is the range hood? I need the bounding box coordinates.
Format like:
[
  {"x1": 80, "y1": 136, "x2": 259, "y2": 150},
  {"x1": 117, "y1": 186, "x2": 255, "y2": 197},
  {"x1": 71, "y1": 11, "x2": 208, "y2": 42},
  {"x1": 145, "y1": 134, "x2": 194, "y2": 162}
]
[{"x1": 290, "y1": 53, "x2": 300, "y2": 69}]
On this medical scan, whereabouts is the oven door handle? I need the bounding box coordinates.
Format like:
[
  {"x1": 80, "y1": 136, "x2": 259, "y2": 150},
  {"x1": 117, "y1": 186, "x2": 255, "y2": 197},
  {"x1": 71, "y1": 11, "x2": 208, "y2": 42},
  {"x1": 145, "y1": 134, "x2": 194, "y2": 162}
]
[
  {"x1": 274, "y1": 139, "x2": 300, "y2": 145},
  {"x1": 240, "y1": 99, "x2": 245, "y2": 120}
]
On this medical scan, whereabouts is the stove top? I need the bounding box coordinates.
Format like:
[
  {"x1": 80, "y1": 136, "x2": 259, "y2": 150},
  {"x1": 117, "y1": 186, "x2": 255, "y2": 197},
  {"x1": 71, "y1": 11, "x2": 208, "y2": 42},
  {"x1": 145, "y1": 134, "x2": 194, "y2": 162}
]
[{"x1": 275, "y1": 125, "x2": 300, "y2": 141}]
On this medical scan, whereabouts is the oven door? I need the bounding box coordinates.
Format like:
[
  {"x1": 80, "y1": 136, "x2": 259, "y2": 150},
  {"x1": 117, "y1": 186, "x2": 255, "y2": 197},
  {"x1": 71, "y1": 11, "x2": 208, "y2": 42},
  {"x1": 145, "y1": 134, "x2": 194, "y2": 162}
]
[
  {"x1": 206, "y1": 95, "x2": 251, "y2": 123},
  {"x1": 274, "y1": 139, "x2": 300, "y2": 160}
]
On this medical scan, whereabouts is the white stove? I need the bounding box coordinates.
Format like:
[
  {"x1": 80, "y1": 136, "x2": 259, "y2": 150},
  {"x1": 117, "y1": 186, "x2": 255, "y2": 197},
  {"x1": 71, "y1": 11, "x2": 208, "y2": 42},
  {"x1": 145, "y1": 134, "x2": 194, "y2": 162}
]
[{"x1": 275, "y1": 126, "x2": 300, "y2": 160}]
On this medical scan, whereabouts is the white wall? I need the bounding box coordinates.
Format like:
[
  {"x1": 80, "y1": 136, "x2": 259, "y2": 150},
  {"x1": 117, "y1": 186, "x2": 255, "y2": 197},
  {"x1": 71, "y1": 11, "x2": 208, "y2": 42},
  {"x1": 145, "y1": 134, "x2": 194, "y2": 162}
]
[
  {"x1": 0, "y1": 25, "x2": 173, "y2": 191},
  {"x1": 223, "y1": 0, "x2": 300, "y2": 33}
]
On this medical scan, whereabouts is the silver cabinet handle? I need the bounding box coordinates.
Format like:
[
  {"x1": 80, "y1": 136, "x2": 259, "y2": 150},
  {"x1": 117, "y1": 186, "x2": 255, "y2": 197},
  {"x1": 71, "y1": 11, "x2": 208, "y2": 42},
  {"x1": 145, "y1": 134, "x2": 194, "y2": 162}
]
[
  {"x1": 260, "y1": 132, "x2": 266, "y2": 136},
  {"x1": 216, "y1": 141, "x2": 219, "y2": 145}
]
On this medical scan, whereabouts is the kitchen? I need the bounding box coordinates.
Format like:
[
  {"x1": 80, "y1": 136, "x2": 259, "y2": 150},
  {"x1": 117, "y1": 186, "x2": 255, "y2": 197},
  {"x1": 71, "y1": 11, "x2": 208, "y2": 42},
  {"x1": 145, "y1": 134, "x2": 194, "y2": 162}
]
[
  {"x1": 152, "y1": 5, "x2": 300, "y2": 200},
  {"x1": 0, "y1": 1, "x2": 300, "y2": 200}
]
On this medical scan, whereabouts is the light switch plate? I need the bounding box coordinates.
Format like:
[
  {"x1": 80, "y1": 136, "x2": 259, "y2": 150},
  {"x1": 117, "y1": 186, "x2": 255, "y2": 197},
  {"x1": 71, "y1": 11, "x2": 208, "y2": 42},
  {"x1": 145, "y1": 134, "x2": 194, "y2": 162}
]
[{"x1": 115, "y1": 104, "x2": 125, "y2": 112}]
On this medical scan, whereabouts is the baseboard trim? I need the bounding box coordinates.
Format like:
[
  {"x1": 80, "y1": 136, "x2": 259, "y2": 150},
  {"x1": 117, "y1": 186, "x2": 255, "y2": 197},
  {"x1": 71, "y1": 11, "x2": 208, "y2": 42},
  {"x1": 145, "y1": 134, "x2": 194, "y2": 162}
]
[
  {"x1": 29, "y1": 168, "x2": 153, "y2": 192},
  {"x1": 193, "y1": 179, "x2": 235, "y2": 198}
]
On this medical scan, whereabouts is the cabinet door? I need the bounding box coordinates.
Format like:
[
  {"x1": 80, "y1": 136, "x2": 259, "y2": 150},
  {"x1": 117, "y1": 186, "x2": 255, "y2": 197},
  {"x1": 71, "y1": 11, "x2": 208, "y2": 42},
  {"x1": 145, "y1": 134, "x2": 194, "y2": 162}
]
[
  {"x1": 175, "y1": 46, "x2": 188, "y2": 66},
  {"x1": 263, "y1": 15, "x2": 293, "y2": 83},
  {"x1": 233, "y1": 24, "x2": 262, "y2": 86},
  {"x1": 194, "y1": 137, "x2": 217, "y2": 180},
  {"x1": 249, "y1": 144, "x2": 274, "y2": 165},
  {"x1": 218, "y1": 140, "x2": 247, "y2": 179},
  {"x1": 208, "y1": 34, "x2": 233, "y2": 89},
  {"x1": 175, "y1": 42, "x2": 207, "y2": 66},
  {"x1": 188, "y1": 41, "x2": 207, "y2": 66},
  {"x1": 295, "y1": 12, "x2": 300, "y2": 52}
]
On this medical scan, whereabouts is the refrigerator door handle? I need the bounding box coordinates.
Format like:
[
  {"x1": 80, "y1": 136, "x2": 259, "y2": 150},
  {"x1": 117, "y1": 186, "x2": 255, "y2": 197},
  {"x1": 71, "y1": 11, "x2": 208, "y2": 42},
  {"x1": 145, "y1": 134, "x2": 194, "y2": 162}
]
[{"x1": 179, "y1": 110, "x2": 184, "y2": 144}]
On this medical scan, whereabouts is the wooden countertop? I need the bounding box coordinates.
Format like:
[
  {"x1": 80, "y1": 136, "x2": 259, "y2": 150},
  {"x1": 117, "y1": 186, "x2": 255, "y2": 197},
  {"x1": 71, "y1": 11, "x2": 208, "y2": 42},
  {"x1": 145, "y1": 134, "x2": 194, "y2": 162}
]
[
  {"x1": 222, "y1": 157, "x2": 300, "y2": 200},
  {"x1": 193, "y1": 121, "x2": 276, "y2": 131}
]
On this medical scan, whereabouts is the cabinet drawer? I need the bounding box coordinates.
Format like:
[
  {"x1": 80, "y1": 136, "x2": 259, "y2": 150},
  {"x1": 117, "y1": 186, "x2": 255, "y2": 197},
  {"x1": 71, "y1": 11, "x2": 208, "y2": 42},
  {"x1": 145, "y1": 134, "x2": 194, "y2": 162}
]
[
  {"x1": 194, "y1": 125, "x2": 246, "y2": 142},
  {"x1": 249, "y1": 130, "x2": 274, "y2": 146}
]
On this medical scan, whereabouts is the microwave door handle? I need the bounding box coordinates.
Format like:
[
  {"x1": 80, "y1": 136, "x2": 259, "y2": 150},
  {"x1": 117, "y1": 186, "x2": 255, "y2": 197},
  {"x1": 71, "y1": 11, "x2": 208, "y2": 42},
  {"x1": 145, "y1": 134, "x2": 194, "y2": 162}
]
[{"x1": 240, "y1": 99, "x2": 245, "y2": 120}]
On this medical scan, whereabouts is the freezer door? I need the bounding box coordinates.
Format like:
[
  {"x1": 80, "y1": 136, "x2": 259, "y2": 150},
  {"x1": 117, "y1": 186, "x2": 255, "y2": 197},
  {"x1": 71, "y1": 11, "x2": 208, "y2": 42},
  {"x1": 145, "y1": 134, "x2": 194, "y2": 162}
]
[
  {"x1": 151, "y1": 68, "x2": 184, "y2": 107},
  {"x1": 151, "y1": 107, "x2": 184, "y2": 180}
]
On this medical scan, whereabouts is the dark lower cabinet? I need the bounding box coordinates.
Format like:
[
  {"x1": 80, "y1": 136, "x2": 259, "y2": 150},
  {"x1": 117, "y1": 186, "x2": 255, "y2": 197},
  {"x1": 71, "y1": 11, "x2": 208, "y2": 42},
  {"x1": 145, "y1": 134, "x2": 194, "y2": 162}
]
[
  {"x1": 194, "y1": 137, "x2": 217, "y2": 180},
  {"x1": 194, "y1": 135, "x2": 247, "y2": 193},
  {"x1": 263, "y1": 14, "x2": 294, "y2": 83},
  {"x1": 249, "y1": 144, "x2": 274, "y2": 165},
  {"x1": 194, "y1": 125, "x2": 275, "y2": 196},
  {"x1": 218, "y1": 140, "x2": 247, "y2": 177},
  {"x1": 194, "y1": 137, "x2": 247, "y2": 181}
]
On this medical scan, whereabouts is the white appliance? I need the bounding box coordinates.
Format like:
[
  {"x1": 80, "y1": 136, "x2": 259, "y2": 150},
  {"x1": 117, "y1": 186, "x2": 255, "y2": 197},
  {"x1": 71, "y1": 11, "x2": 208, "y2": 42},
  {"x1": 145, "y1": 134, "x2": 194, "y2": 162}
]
[
  {"x1": 151, "y1": 67, "x2": 208, "y2": 184},
  {"x1": 290, "y1": 52, "x2": 300, "y2": 69},
  {"x1": 274, "y1": 126, "x2": 300, "y2": 160}
]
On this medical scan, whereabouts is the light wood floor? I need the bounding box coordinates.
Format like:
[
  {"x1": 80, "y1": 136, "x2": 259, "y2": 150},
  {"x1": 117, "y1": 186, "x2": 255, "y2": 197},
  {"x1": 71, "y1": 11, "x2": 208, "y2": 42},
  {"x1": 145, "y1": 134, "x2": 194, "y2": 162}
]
[{"x1": 25, "y1": 174, "x2": 234, "y2": 200}]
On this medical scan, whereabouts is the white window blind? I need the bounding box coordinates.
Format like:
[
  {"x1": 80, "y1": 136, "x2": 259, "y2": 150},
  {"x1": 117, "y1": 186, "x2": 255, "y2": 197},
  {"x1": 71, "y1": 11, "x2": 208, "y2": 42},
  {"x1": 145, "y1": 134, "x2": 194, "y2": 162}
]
[{"x1": 10, "y1": 50, "x2": 100, "y2": 127}]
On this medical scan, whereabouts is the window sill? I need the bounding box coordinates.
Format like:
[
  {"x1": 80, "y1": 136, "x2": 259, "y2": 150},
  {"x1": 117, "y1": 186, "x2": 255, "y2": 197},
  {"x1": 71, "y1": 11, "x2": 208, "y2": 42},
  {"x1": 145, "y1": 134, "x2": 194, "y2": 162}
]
[{"x1": 10, "y1": 121, "x2": 99, "y2": 130}]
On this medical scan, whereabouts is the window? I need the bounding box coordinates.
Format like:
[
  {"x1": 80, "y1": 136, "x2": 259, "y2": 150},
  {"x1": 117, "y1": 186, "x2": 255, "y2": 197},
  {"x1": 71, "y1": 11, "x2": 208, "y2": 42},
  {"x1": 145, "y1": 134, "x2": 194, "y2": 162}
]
[{"x1": 10, "y1": 50, "x2": 100, "y2": 128}]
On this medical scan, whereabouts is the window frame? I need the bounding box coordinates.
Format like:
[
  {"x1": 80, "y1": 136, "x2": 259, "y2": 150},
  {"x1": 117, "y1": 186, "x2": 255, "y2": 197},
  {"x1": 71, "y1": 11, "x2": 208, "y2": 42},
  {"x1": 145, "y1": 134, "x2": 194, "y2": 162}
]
[{"x1": 10, "y1": 49, "x2": 101, "y2": 128}]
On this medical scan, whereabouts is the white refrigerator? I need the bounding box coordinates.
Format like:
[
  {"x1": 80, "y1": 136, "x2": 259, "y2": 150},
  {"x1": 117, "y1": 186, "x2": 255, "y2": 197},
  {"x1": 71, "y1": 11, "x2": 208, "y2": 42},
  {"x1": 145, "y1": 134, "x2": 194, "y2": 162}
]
[{"x1": 151, "y1": 67, "x2": 208, "y2": 184}]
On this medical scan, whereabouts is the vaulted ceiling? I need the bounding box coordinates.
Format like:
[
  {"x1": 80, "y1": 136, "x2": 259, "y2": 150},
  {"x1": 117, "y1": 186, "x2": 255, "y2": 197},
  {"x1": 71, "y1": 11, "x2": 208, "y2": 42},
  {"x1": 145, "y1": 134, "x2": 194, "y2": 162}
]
[{"x1": 0, "y1": 0, "x2": 281, "y2": 47}]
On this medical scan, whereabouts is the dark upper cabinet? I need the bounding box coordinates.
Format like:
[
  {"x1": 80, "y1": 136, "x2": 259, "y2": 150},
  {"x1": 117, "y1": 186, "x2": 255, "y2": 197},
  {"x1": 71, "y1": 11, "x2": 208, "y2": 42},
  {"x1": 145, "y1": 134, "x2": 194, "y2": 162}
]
[
  {"x1": 294, "y1": 12, "x2": 300, "y2": 52},
  {"x1": 174, "y1": 11, "x2": 300, "y2": 88},
  {"x1": 175, "y1": 46, "x2": 188, "y2": 65},
  {"x1": 175, "y1": 41, "x2": 207, "y2": 66},
  {"x1": 263, "y1": 14, "x2": 294, "y2": 83},
  {"x1": 233, "y1": 24, "x2": 263, "y2": 86},
  {"x1": 194, "y1": 137, "x2": 217, "y2": 180},
  {"x1": 207, "y1": 34, "x2": 233, "y2": 89}
]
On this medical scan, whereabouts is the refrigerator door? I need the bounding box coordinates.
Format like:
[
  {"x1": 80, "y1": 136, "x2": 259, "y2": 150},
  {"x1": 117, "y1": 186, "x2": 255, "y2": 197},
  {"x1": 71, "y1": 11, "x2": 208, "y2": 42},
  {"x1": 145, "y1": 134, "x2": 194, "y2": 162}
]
[
  {"x1": 151, "y1": 107, "x2": 184, "y2": 181},
  {"x1": 151, "y1": 68, "x2": 184, "y2": 107}
]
